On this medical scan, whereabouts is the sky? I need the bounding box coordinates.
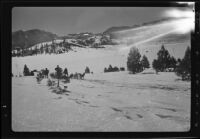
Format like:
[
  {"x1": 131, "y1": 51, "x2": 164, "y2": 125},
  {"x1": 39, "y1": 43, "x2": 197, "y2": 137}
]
[{"x1": 12, "y1": 7, "x2": 190, "y2": 36}]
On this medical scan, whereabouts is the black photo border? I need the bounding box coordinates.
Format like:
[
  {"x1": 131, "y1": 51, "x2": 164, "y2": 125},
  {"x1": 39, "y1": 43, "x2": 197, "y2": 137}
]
[{"x1": 1, "y1": 0, "x2": 200, "y2": 138}]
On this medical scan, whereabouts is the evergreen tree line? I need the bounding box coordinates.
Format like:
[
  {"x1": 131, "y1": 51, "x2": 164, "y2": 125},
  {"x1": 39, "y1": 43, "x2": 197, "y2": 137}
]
[
  {"x1": 12, "y1": 41, "x2": 72, "y2": 57},
  {"x1": 22, "y1": 64, "x2": 92, "y2": 87},
  {"x1": 23, "y1": 64, "x2": 37, "y2": 76},
  {"x1": 104, "y1": 65, "x2": 125, "y2": 73},
  {"x1": 127, "y1": 45, "x2": 191, "y2": 81},
  {"x1": 49, "y1": 66, "x2": 92, "y2": 87}
]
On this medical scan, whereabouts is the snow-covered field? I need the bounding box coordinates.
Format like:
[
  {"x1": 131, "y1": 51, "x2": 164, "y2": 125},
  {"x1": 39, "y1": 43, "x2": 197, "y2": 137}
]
[
  {"x1": 12, "y1": 18, "x2": 191, "y2": 131},
  {"x1": 12, "y1": 72, "x2": 190, "y2": 131},
  {"x1": 12, "y1": 46, "x2": 127, "y2": 75}
]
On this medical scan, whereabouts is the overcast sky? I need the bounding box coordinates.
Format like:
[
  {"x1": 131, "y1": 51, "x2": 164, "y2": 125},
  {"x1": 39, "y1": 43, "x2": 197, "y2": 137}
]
[{"x1": 12, "y1": 7, "x2": 188, "y2": 36}]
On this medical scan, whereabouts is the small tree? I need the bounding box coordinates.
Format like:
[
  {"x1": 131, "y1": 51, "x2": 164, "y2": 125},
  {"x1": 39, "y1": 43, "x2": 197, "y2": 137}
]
[
  {"x1": 63, "y1": 68, "x2": 68, "y2": 76},
  {"x1": 141, "y1": 55, "x2": 150, "y2": 70},
  {"x1": 152, "y1": 59, "x2": 159, "y2": 74},
  {"x1": 55, "y1": 65, "x2": 63, "y2": 87},
  {"x1": 175, "y1": 47, "x2": 191, "y2": 80},
  {"x1": 113, "y1": 66, "x2": 119, "y2": 72},
  {"x1": 23, "y1": 64, "x2": 30, "y2": 76},
  {"x1": 108, "y1": 64, "x2": 113, "y2": 72},
  {"x1": 104, "y1": 67, "x2": 107, "y2": 73},
  {"x1": 47, "y1": 79, "x2": 53, "y2": 86},
  {"x1": 85, "y1": 66, "x2": 90, "y2": 73},
  {"x1": 120, "y1": 67, "x2": 125, "y2": 71},
  {"x1": 127, "y1": 47, "x2": 142, "y2": 74}
]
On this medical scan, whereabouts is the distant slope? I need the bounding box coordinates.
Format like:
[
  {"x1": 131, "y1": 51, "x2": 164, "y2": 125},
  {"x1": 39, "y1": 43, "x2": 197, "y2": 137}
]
[
  {"x1": 12, "y1": 29, "x2": 58, "y2": 49},
  {"x1": 103, "y1": 26, "x2": 132, "y2": 34},
  {"x1": 12, "y1": 17, "x2": 186, "y2": 51},
  {"x1": 110, "y1": 17, "x2": 191, "y2": 65},
  {"x1": 149, "y1": 32, "x2": 190, "y2": 45},
  {"x1": 111, "y1": 17, "x2": 191, "y2": 46},
  {"x1": 103, "y1": 17, "x2": 176, "y2": 36}
]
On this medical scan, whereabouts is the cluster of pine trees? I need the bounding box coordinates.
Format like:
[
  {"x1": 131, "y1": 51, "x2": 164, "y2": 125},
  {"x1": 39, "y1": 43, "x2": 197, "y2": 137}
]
[
  {"x1": 12, "y1": 41, "x2": 72, "y2": 57},
  {"x1": 152, "y1": 45, "x2": 177, "y2": 72},
  {"x1": 152, "y1": 45, "x2": 190, "y2": 80},
  {"x1": 104, "y1": 65, "x2": 125, "y2": 73},
  {"x1": 126, "y1": 45, "x2": 191, "y2": 81},
  {"x1": 23, "y1": 64, "x2": 36, "y2": 76},
  {"x1": 127, "y1": 47, "x2": 150, "y2": 74}
]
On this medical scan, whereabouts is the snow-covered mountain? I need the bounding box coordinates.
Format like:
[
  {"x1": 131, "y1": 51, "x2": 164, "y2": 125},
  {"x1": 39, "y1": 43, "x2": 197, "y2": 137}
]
[
  {"x1": 12, "y1": 29, "x2": 58, "y2": 49},
  {"x1": 12, "y1": 31, "x2": 114, "y2": 57},
  {"x1": 11, "y1": 18, "x2": 178, "y2": 52}
]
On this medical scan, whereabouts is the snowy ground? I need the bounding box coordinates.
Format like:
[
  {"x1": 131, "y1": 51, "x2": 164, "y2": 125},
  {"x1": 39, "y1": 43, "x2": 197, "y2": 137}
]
[
  {"x1": 12, "y1": 71, "x2": 190, "y2": 131},
  {"x1": 12, "y1": 41, "x2": 190, "y2": 77},
  {"x1": 12, "y1": 18, "x2": 191, "y2": 131}
]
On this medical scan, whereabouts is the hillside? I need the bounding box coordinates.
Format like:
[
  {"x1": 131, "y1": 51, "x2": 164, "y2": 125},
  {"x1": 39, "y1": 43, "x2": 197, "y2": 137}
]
[
  {"x1": 103, "y1": 17, "x2": 176, "y2": 36},
  {"x1": 103, "y1": 26, "x2": 132, "y2": 34},
  {"x1": 12, "y1": 18, "x2": 177, "y2": 50},
  {"x1": 12, "y1": 29, "x2": 58, "y2": 49}
]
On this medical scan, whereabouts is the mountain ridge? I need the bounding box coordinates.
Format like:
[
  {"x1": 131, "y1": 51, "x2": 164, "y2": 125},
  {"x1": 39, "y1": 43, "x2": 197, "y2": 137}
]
[
  {"x1": 103, "y1": 17, "x2": 177, "y2": 34},
  {"x1": 12, "y1": 17, "x2": 179, "y2": 50},
  {"x1": 12, "y1": 29, "x2": 58, "y2": 49}
]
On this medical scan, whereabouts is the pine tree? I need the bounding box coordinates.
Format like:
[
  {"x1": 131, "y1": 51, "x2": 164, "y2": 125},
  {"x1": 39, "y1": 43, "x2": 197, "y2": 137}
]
[
  {"x1": 157, "y1": 45, "x2": 171, "y2": 71},
  {"x1": 127, "y1": 47, "x2": 142, "y2": 74},
  {"x1": 108, "y1": 65, "x2": 113, "y2": 72},
  {"x1": 152, "y1": 59, "x2": 159, "y2": 73},
  {"x1": 23, "y1": 64, "x2": 30, "y2": 76},
  {"x1": 175, "y1": 47, "x2": 191, "y2": 80},
  {"x1": 141, "y1": 55, "x2": 150, "y2": 70},
  {"x1": 104, "y1": 67, "x2": 107, "y2": 73},
  {"x1": 85, "y1": 66, "x2": 90, "y2": 73},
  {"x1": 152, "y1": 45, "x2": 174, "y2": 72},
  {"x1": 63, "y1": 68, "x2": 68, "y2": 76}
]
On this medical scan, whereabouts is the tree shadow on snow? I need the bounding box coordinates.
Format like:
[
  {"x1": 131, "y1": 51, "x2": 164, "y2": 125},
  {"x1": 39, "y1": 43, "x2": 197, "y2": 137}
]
[{"x1": 50, "y1": 86, "x2": 71, "y2": 97}]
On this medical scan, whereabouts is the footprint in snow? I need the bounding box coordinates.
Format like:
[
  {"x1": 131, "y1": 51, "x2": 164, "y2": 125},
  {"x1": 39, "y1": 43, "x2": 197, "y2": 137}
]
[
  {"x1": 124, "y1": 115, "x2": 133, "y2": 120},
  {"x1": 136, "y1": 114, "x2": 143, "y2": 118},
  {"x1": 111, "y1": 107, "x2": 123, "y2": 112}
]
